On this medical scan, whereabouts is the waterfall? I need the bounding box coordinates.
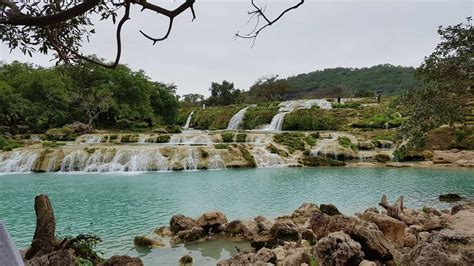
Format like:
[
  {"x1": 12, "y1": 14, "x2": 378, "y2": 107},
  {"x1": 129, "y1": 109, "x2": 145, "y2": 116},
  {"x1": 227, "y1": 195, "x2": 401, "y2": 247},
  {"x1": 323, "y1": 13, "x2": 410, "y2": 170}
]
[
  {"x1": 227, "y1": 106, "x2": 254, "y2": 130},
  {"x1": 184, "y1": 111, "x2": 194, "y2": 129},
  {"x1": 31, "y1": 135, "x2": 41, "y2": 142},
  {"x1": 182, "y1": 148, "x2": 198, "y2": 170},
  {"x1": 263, "y1": 99, "x2": 332, "y2": 131},
  {"x1": 0, "y1": 151, "x2": 38, "y2": 173},
  {"x1": 208, "y1": 153, "x2": 225, "y2": 169},
  {"x1": 138, "y1": 135, "x2": 147, "y2": 144},
  {"x1": 169, "y1": 134, "x2": 212, "y2": 145},
  {"x1": 61, "y1": 150, "x2": 89, "y2": 172},
  {"x1": 77, "y1": 134, "x2": 103, "y2": 144},
  {"x1": 251, "y1": 147, "x2": 287, "y2": 168}
]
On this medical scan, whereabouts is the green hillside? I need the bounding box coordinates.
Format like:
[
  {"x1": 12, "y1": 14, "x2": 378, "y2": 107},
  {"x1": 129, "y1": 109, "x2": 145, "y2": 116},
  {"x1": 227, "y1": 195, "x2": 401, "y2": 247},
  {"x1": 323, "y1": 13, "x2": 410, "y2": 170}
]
[{"x1": 284, "y1": 64, "x2": 421, "y2": 98}]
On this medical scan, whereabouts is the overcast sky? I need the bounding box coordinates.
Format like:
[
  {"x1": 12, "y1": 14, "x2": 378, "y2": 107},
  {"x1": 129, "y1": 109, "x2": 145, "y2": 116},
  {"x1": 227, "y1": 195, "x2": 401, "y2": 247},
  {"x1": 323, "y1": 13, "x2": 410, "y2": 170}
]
[{"x1": 0, "y1": 0, "x2": 471, "y2": 96}]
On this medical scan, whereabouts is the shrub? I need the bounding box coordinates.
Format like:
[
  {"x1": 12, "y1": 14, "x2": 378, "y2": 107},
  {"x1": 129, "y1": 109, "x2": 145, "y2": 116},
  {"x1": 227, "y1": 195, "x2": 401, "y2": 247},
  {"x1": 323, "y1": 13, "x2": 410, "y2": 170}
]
[
  {"x1": 0, "y1": 136, "x2": 21, "y2": 151},
  {"x1": 332, "y1": 102, "x2": 362, "y2": 109},
  {"x1": 221, "y1": 132, "x2": 235, "y2": 142},
  {"x1": 238, "y1": 145, "x2": 256, "y2": 167},
  {"x1": 45, "y1": 127, "x2": 77, "y2": 141},
  {"x1": 305, "y1": 135, "x2": 317, "y2": 146},
  {"x1": 283, "y1": 108, "x2": 345, "y2": 131},
  {"x1": 156, "y1": 134, "x2": 171, "y2": 143},
  {"x1": 273, "y1": 133, "x2": 306, "y2": 153},
  {"x1": 352, "y1": 114, "x2": 406, "y2": 129},
  {"x1": 236, "y1": 133, "x2": 247, "y2": 142},
  {"x1": 63, "y1": 234, "x2": 103, "y2": 264},
  {"x1": 165, "y1": 125, "x2": 182, "y2": 133},
  {"x1": 337, "y1": 136, "x2": 358, "y2": 151},
  {"x1": 201, "y1": 150, "x2": 209, "y2": 158},
  {"x1": 242, "y1": 104, "x2": 279, "y2": 129},
  {"x1": 191, "y1": 105, "x2": 243, "y2": 130},
  {"x1": 215, "y1": 144, "x2": 229, "y2": 149},
  {"x1": 42, "y1": 141, "x2": 62, "y2": 148}
]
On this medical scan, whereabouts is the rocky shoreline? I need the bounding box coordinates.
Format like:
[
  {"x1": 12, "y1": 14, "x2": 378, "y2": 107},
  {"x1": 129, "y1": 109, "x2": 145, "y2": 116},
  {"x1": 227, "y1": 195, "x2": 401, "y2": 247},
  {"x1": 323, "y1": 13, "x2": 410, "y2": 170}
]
[{"x1": 135, "y1": 195, "x2": 474, "y2": 265}]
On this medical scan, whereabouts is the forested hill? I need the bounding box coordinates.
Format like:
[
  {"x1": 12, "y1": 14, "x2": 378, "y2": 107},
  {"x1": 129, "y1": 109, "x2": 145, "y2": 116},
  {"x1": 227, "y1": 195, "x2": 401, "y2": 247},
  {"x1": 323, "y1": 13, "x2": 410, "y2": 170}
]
[{"x1": 284, "y1": 64, "x2": 421, "y2": 98}]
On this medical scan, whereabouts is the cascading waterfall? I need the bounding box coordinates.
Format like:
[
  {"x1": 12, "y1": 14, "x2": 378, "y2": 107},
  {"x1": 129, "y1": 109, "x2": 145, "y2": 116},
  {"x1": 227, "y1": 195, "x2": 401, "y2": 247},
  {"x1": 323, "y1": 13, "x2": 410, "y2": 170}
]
[
  {"x1": 61, "y1": 150, "x2": 89, "y2": 172},
  {"x1": 182, "y1": 148, "x2": 198, "y2": 170},
  {"x1": 184, "y1": 111, "x2": 194, "y2": 129},
  {"x1": 169, "y1": 134, "x2": 212, "y2": 145},
  {"x1": 77, "y1": 134, "x2": 103, "y2": 144},
  {"x1": 138, "y1": 135, "x2": 147, "y2": 144},
  {"x1": 264, "y1": 99, "x2": 332, "y2": 131},
  {"x1": 251, "y1": 147, "x2": 286, "y2": 168},
  {"x1": 0, "y1": 151, "x2": 38, "y2": 173},
  {"x1": 207, "y1": 153, "x2": 225, "y2": 169},
  {"x1": 227, "y1": 106, "x2": 254, "y2": 130}
]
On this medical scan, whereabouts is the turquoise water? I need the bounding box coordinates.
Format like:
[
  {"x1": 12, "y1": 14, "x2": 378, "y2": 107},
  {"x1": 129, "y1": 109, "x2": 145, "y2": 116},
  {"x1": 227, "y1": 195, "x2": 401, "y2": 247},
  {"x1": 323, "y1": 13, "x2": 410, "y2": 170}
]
[{"x1": 0, "y1": 167, "x2": 473, "y2": 264}]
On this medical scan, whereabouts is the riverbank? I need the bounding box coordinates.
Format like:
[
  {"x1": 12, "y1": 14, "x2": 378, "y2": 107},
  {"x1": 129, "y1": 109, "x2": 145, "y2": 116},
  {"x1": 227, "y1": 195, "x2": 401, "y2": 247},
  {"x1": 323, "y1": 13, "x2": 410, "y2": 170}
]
[{"x1": 139, "y1": 196, "x2": 474, "y2": 265}]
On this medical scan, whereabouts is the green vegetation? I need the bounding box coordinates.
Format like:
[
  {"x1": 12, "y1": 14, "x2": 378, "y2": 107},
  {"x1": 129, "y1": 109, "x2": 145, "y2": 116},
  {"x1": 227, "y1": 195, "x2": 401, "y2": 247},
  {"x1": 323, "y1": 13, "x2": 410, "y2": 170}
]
[
  {"x1": 283, "y1": 108, "x2": 346, "y2": 131},
  {"x1": 156, "y1": 134, "x2": 171, "y2": 143},
  {"x1": 332, "y1": 102, "x2": 361, "y2": 109},
  {"x1": 221, "y1": 132, "x2": 235, "y2": 142},
  {"x1": 305, "y1": 135, "x2": 317, "y2": 146},
  {"x1": 0, "y1": 60, "x2": 179, "y2": 134},
  {"x1": 0, "y1": 136, "x2": 21, "y2": 151},
  {"x1": 45, "y1": 127, "x2": 77, "y2": 141},
  {"x1": 337, "y1": 137, "x2": 358, "y2": 151},
  {"x1": 42, "y1": 141, "x2": 63, "y2": 148},
  {"x1": 236, "y1": 133, "x2": 247, "y2": 143},
  {"x1": 200, "y1": 150, "x2": 209, "y2": 158},
  {"x1": 273, "y1": 133, "x2": 307, "y2": 153},
  {"x1": 214, "y1": 144, "x2": 229, "y2": 149},
  {"x1": 242, "y1": 103, "x2": 279, "y2": 129},
  {"x1": 191, "y1": 105, "x2": 243, "y2": 130},
  {"x1": 371, "y1": 131, "x2": 396, "y2": 142},
  {"x1": 285, "y1": 64, "x2": 421, "y2": 97},
  {"x1": 238, "y1": 145, "x2": 256, "y2": 167},
  {"x1": 425, "y1": 127, "x2": 474, "y2": 150},
  {"x1": 352, "y1": 113, "x2": 406, "y2": 129},
  {"x1": 63, "y1": 234, "x2": 103, "y2": 265},
  {"x1": 399, "y1": 18, "x2": 472, "y2": 150}
]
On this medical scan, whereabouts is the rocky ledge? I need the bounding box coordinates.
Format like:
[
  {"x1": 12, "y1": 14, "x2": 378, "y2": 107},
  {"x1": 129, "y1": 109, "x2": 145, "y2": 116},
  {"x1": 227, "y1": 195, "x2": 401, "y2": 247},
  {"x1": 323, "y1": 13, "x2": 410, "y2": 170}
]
[{"x1": 143, "y1": 196, "x2": 474, "y2": 265}]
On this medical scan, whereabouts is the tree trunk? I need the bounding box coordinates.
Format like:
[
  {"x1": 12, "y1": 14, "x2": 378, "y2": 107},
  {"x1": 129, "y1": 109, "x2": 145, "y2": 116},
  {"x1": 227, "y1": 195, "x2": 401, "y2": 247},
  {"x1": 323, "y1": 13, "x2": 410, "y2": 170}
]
[
  {"x1": 24, "y1": 194, "x2": 57, "y2": 260},
  {"x1": 379, "y1": 195, "x2": 415, "y2": 225}
]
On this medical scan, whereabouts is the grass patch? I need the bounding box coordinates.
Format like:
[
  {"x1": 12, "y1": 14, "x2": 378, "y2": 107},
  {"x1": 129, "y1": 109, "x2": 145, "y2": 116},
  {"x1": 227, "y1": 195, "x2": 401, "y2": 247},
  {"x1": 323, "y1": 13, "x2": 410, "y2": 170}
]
[
  {"x1": 337, "y1": 136, "x2": 358, "y2": 151},
  {"x1": 0, "y1": 136, "x2": 21, "y2": 151},
  {"x1": 273, "y1": 133, "x2": 306, "y2": 153},
  {"x1": 332, "y1": 102, "x2": 361, "y2": 109},
  {"x1": 283, "y1": 108, "x2": 346, "y2": 131},
  {"x1": 242, "y1": 103, "x2": 279, "y2": 129},
  {"x1": 214, "y1": 143, "x2": 229, "y2": 149},
  {"x1": 238, "y1": 145, "x2": 256, "y2": 167},
  {"x1": 192, "y1": 105, "x2": 244, "y2": 130},
  {"x1": 221, "y1": 132, "x2": 235, "y2": 143},
  {"x1": 305, "y1": 135, "x2": 317, "y2": 146},
  {"x1": 236, "y1": 133, "x2": 247, "y2": 142}
]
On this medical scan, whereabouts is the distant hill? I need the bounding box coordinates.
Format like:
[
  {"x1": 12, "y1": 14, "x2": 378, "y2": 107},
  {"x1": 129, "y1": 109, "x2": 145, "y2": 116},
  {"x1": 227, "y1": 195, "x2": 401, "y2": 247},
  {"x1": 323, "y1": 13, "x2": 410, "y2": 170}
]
[{"x1": 283, "y1": 64, "x2": 421, "y2": 99}]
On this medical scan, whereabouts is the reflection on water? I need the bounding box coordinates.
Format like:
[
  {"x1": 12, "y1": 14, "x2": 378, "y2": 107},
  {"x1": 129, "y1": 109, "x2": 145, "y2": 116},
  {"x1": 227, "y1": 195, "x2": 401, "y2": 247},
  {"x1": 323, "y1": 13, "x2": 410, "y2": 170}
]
[{"x1": 0, "y1": 167, "x2": 473, "y2": 264}]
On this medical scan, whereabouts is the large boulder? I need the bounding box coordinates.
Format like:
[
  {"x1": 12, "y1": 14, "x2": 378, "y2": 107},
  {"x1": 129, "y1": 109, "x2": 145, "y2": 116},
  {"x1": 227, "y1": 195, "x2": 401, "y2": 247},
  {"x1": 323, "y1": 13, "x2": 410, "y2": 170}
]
[
  {"x1": 313, "y1": 231, "x2": 364, "y2": 266},
  {"x1": 196, "y1": 211, "x2": 227, "y2": 233},
  {"x1": 320, "y1": 204, "x2": 341, "y2": 216},
  {"x1": 100, "y1": 255, "x2": 143, "y2": 266},
  {"x1": 358, "y1": 212, "x2": 406, "y2": 247},
  {"x1": 170, "y1": 214, "x2": 196, "y2": 234},
  {"x1": 224, "y1": 220, "x2": 259, "y2": 239},
  {"x1": 172, "y1": 227, "x2": 206, "y2": 244},
  {"x1": 254, "y1": 216, "x2": 274, "y2": 233},
  {"x1": 291, "y1": 203, "x2": 321, "y2": 224},
  {"x1": 439, "y1": 193, "x2": 462, "y2": 202},
  {"x1": 25, "y1": 250, "x2": 76, "y2": 266},
  {"x1": 255, "y1": 248, "x2": 277, "y2": 264},
  {"x1": 269, "y1": 220, "x2": 300, "y2": 245},
  {"x1": 216, "y1": 251, "x2": 259, "y2": 266},
  {"x1": 133, "y1": 236, "x2": 164, "y2": 248}
]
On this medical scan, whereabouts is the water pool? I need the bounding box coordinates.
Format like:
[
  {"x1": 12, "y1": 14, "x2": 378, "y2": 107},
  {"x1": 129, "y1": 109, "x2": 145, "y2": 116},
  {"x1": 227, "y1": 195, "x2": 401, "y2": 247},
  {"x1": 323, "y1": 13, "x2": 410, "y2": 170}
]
[{"x1": 1, "y1": 167, "x2": 473, "y2": 264}]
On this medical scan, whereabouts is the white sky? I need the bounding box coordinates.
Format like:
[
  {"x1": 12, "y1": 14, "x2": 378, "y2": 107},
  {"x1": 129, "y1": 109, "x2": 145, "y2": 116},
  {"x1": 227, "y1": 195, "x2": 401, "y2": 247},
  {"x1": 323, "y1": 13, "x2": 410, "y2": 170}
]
[{"x1": 1, "y1": 0, "x2": 472, "y2": 96}]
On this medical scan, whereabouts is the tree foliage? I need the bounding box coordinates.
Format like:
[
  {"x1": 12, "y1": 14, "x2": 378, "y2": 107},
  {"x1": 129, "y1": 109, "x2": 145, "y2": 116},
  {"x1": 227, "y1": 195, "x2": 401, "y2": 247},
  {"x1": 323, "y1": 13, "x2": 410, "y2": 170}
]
[
  {"x1": 247, "y1": 75, "x2": 290, "y2": 103},
  {"x1": 0, "y1": 60, "x2": 180, "y2": 133},
  {"x1": 207, "y1": 80, "x2": 242, "y2": 106},
  {"x1": 399, "y1": 18, "x2": 473, "y2": 150}
]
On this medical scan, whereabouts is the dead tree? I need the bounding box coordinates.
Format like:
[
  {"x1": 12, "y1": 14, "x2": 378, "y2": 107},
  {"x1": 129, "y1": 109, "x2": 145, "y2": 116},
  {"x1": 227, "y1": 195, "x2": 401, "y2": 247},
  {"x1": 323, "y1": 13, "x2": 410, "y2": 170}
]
[
  {"x1": 0, "y1": 0, "x2": 305, "y2": 68},
  {"x1": 379, "y1": 195, "x2": 415, "y2": 225},
  {"x1": 24, "y1": 194, "x2": 57, "y2": 260}
]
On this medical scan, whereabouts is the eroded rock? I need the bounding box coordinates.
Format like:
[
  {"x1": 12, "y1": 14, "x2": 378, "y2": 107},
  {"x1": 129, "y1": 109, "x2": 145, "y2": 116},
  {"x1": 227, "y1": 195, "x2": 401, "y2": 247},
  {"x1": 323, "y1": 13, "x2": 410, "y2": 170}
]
[
  {"x1": 196, "y1": 211, "x2": 227, "y2": 233},
  {"x1": 170, "y1": 214, "x2": 196, "y2": 234},
  {"x1": 313, "y1": 231, "x2": 364, "y2": 266}
]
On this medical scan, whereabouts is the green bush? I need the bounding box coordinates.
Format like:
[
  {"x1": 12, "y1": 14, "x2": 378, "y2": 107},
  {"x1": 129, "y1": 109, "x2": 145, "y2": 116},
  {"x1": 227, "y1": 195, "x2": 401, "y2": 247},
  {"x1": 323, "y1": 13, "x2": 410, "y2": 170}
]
[
  {"x1": 242, "y1": 104, "x2": 279, "y2": 129},
  {"x1": 215, "y1": 144, "x2": 229, "y2": 149},
  {"x1": 332, "y1": 102, "x2": 362, "y2": 109},
  {"x1": 352, "y1": 114, "x2": 406, "y2": 129},
  {"x1": 165, "y1": 125, "x2": 182, "y2": 133},
  {"x1": 191, "y1": 105, "x2": 243, "y2": 130},
  {"x1": 273, "y1": 133, "x2": 306, "y2": 153},
  {"x1": 0, "y1": 136, "x2": 21, "y2": 151},
  {"x1": 305, "y1": 135, "x2": 317, "y2": 146},
  {"x1": 156, "y1": 134, "x2": 171, "y2": 143},
  {"x1": 221, "y1": 132, "x2": 235, "y2": 142},
  {"x1": 45, "y1": 127, "x2": 77, "y2": 141},
  {"x1": 42, "y1": 141, "x2": 62, "y2": 148},
  {"x1": 337, "y1": 136, "x2": 358, "y2": 151},
  {"x1": 283, "y1": 108, "x2": 345, "y2": 131},
  {"x1": 236, "y1": 133, "x2": 247, "y2": 143},
  {"x1": 201, "y1": 150, "x2": 209, "y2": 158},
  {"x1": 63, "y1": 234, "x2": 103, "y2": 264},
  {"x1": 238, "y1": 145, "x2": 256, "y2": 167}
]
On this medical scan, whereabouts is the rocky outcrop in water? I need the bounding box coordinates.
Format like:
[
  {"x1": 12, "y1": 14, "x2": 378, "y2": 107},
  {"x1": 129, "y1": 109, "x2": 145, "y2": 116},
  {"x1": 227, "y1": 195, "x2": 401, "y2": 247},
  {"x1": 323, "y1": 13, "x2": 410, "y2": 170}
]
[{"x1": 146, "y1": 196, "x2": 474, "y2": 265}]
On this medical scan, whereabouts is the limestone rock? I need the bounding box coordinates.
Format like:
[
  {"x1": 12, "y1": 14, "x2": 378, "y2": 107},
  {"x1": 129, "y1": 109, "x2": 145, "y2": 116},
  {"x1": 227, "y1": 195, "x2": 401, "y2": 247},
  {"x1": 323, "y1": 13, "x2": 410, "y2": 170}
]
[
  {"x1": 439, "y1": 193, "x2": 462, "y2": 202},
  {"x1": 100, "y1": 255, "x2": 143, "y2": 266},
  {"x1": 133, "y1": 236, "x2": 164, "y2": 248},
  {"x1": 291, "y1": 202, "x2": 321, "y2": 224},
  {"x1": 172, "y1": 227, "x2": 206, "y2": 244},
  {"x1": 25, "y1": 250, "x2": 76, "y2": 266},
  {"x1": 313, "y1": 231, "x2": 364, "y2": 266},
  {"x1": 254, "y1": 215, "x2": 274, "y2": 233},
  {"x1": 359, "y1": 212, "x2": 406, "y2": 247},
  {"x1": 359, "y1": 260, "x2": 377, "y2": 266},
  {"x1": 170, "y1": 214, "x2": 196, "y2": 234},
  {"x1": 224, "y1": 220, "x2": 258, "y2": 239},
  {"x1": 270, "y1": 220, "x2": 300, "y2": 245},
  {"x1": 320, "y1": 204, "x2": 341, "y2": 216},
  {"x1": 196, "y1": 211, "x2": 227, "y2": 232},
  {"x1": 255, "y1": 248, "x2": 277, "y2": 263},
  {"x1": 178, "y1": 255, "x2": 193, "y2": 265},
  {"x1": 403, "y1": 229, "x2": 417, "y2": 248}
]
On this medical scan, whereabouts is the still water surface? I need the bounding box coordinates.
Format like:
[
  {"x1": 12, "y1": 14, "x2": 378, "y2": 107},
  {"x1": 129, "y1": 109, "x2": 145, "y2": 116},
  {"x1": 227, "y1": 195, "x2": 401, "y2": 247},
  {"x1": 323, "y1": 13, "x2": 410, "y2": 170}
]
[{"x1": 1, "y1": 167, "x2": 473, "y2": 264}]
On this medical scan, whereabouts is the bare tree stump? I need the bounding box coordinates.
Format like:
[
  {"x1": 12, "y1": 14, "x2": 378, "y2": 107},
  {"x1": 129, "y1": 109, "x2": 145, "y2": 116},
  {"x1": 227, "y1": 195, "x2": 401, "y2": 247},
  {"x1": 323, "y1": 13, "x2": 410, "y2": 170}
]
[
  {"x1": 379, "y1": 195, "x2": 414, "y2": 225},
  {"x1": 24, "y1": 194, "x2": 57, "y2": 260}
]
